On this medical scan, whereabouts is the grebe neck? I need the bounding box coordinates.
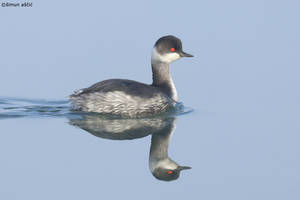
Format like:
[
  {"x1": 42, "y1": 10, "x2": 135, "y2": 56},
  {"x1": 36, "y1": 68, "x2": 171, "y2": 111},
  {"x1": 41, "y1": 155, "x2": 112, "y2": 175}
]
[{"x1": 151, "y1": 62, "x2": 178, "y2": 102}]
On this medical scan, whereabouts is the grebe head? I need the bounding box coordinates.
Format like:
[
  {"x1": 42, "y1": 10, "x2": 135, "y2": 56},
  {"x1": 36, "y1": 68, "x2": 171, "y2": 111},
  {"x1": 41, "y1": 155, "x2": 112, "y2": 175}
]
[{"x1": 151, "y1": 35, "x2": 193, "y2": 64}]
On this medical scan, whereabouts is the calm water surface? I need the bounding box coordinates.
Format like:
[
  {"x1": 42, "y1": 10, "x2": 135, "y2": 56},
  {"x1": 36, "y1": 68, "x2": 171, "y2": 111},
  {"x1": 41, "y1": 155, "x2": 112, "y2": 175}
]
[{"x1": 0, "y1": 97, "x2": 299, "y2": 200}]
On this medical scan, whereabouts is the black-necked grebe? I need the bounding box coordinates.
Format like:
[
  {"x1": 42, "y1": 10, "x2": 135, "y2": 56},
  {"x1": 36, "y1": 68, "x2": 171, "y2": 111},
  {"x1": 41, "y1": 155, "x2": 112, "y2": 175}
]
[{"x1": 70, "y1": 35, "x2": 193, "y2": 117}]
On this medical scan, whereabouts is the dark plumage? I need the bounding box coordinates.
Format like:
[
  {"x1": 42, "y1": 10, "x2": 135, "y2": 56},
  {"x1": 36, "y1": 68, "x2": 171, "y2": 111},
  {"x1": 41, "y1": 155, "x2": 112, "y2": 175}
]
[{"x1": 71, "y1": 79, "x2": 166, "y2": 99}]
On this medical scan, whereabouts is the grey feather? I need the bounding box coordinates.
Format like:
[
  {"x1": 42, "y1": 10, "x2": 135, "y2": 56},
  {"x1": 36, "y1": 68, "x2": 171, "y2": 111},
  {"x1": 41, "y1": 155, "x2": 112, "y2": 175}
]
[{"x1": 70, "y1": 79, "x2": 175, "y2": 117}]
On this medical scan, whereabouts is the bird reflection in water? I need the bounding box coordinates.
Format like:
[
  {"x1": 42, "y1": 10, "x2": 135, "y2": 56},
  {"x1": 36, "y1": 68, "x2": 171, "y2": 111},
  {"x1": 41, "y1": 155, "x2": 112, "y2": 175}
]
[{"x1": 69, "y1": 113, "x2": 191, "y2": 181}]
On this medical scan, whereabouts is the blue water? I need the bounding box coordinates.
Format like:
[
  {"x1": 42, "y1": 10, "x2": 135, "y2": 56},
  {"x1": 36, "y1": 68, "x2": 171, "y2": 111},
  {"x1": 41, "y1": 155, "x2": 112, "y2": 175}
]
[
  {"x1": 0, "y1": 97, "x2": 71, "y2": 119},
  {"x1": 1, "y1": 96, "x2": 299, "y2": 199}
]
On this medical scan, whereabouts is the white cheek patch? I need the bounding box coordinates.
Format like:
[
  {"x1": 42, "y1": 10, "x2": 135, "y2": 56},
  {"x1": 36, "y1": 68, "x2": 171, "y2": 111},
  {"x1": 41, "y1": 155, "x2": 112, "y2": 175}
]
[{"x1": 151, "y1": 48, "x2": 180, "y2": 64}]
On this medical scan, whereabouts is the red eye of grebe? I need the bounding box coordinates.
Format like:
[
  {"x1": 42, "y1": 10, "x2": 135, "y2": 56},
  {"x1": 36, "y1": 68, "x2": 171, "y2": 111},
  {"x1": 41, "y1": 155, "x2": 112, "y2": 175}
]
[
  {"x1": 167, "y1": 170, "x2": 173, "y2": 174},
  {"x1": 170, "y1": 48, "x2": 175, "y2": 52}
]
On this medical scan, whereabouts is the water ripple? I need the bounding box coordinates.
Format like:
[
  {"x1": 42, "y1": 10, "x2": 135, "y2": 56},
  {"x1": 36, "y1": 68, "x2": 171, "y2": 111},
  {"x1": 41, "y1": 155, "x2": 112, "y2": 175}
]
[{"x1": 0, "y1": 96, "x2": 193, "y2": 120}]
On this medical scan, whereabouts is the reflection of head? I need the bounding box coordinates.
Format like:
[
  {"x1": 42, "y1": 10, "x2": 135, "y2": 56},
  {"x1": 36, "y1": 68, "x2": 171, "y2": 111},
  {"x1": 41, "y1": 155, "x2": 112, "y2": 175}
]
[
  {"x1": 149, "y1": 118, "x2": 191, "y2": 181},
  {"x1": 152, "y1": 166, "x2": 191, "y2": 181}
]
